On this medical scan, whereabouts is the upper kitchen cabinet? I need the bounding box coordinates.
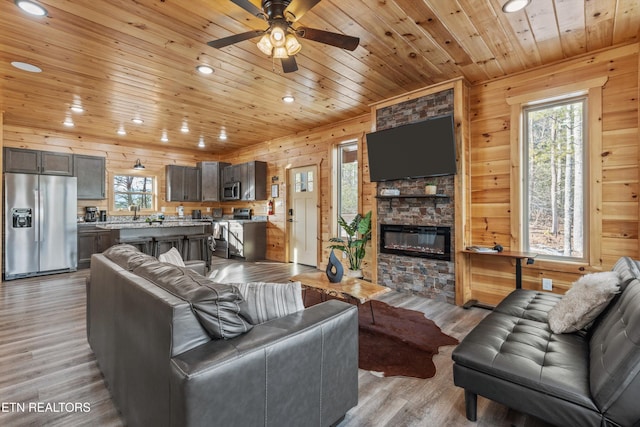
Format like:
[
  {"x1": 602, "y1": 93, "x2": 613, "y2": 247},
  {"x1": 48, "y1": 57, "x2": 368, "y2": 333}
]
[
  {"x1": 166, "y1": 165, "x2": 201, "y2": 202},
  {"x1": 74, "y1": 154, "x2": 106, "y2": 199},
  {"x1": 198, "y1": 161, "x2": 230, "y2": 202},
  {"x1": 4, "y1": 147, "x2": 73, "y2": 176},
  {"x1": 222, "y1": 161, "x2": 267, "y2": 201}
]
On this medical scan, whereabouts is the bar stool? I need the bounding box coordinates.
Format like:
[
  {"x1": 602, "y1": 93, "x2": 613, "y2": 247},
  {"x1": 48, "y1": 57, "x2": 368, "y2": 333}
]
[
  {"x1": 114, "y1": 237, "x2": 153, "y2": 255},
  {"x1": 183, "y1": 233, "x2": 210, "y2": 269},
  {"x1": 153, "y1": 235, "x2": 184, "y2": 258}
]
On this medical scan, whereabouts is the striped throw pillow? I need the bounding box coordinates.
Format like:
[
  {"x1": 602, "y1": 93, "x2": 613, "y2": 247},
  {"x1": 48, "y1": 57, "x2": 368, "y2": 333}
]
[
  {"x1": 158, "y1": 247, "x2": 185, "y2": 267},
  {"x1": 235, "y1": 281, "x2": 304, "y2": 324}
]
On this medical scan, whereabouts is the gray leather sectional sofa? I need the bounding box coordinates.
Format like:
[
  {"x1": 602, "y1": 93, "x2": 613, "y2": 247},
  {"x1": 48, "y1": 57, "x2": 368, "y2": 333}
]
[
  {"x1": 87, "y1": 244, "x2": 359, "y2": 427},
  {"x1": 452, "y1": 257, "x2": 640, "y2": 426}
]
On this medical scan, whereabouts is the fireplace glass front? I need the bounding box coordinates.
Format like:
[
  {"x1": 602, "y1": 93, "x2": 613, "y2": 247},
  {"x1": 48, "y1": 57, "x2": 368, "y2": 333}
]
[{"x1": 380, "y1": 224, "x2": 451, "y2": 261}]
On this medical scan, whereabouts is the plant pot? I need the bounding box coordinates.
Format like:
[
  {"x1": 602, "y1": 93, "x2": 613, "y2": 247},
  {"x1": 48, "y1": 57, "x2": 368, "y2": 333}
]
[
  {"x1": 425, "y1": 185, "x2": 437, "y2": 195},
  {"x1": 345, "y1": 269, "x2": 363, "y2": 279}
]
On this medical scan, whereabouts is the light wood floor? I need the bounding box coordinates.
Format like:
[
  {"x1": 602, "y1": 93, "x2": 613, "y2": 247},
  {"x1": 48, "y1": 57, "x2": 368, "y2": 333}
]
[{"x1": 0, "y1": 258, "x2": 551, "y2": 427}]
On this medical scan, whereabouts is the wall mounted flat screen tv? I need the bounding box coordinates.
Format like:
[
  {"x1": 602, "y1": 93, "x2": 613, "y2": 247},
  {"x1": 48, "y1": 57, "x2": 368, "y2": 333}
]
[{"x1": 366, "y1": 114, "x2": 457, "y2": 182}]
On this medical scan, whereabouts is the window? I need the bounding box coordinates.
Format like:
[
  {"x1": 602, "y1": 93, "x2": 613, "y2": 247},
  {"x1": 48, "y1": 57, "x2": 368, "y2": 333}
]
[
  {"x1": 113, "y1": 174, "x2": 155, "y2": 212},
  {"x1": 294, "y1": 170, "x2": 314, "y2": 193},
  {"x1": 523, "y1": 96, "x2": 587, "y2": 260},
  {"x1": 337, "y1": 141, "x2": 358, "y2": 236}
]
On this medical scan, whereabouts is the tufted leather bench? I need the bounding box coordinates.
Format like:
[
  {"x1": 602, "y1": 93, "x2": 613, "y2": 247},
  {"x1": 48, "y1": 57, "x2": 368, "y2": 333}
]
[{"x1": 452, "y1": 257, "x2": 640, "y2": 426}]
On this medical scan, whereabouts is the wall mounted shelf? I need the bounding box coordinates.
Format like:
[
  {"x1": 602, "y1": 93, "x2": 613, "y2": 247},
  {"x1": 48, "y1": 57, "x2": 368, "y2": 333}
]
[{"x1": 375, "y1": 193, "x2": 449, "y2": 208}]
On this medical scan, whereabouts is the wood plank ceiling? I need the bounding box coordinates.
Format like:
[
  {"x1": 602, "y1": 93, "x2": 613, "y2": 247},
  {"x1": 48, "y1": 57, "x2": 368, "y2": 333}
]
[{"x1": 0, "y1": 0, "x2": 638, "y2": 154}]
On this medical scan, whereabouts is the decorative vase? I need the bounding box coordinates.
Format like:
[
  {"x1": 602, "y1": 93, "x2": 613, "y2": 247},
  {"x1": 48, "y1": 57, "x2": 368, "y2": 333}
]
[
  {"x1": 425, "y1": 185, "x2": 437, "y2": 195},
  {"x1": 345, "y1": 269, "x2": 363, "y2": 279},
  {"x1": 325, "y1": 250, "x2": 344, "y2": 283}
]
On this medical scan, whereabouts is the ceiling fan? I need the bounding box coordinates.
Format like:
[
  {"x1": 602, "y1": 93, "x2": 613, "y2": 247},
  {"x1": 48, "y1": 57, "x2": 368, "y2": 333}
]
[{"x1": 208, "y1": 0, "x2": 360, "y2": 73}]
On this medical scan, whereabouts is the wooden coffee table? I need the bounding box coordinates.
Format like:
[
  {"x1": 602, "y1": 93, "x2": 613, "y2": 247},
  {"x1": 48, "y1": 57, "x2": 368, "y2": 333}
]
[{"x1": 291, "y1": 271, "x2": 391, "y2": 323}]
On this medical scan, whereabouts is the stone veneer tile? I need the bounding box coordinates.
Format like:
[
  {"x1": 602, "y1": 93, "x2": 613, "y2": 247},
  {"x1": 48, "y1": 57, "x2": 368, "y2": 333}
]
[{"x1": 376, "y1": 88, "x2": 455, "y2": 302}]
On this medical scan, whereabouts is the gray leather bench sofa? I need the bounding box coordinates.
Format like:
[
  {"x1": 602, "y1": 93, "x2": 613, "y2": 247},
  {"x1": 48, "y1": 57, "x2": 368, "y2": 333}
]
[
  {"x1": 452, "y1": 257, "x2": 640, "y2": 426},
  {"x1": 87, "y1": 244, "x2": 359, "y2": 427}
]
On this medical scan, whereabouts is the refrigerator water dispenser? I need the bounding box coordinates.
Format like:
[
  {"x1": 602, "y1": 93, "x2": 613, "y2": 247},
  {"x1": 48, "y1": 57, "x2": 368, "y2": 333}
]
[{"x1": 11, "y1": 208, "x2": 32, "y2": 228}]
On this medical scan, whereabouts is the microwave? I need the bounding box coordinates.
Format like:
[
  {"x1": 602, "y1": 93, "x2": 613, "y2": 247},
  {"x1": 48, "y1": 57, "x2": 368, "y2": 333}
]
[{"x1": 223, "y1": 181, "x2": 241, "y2": 200}]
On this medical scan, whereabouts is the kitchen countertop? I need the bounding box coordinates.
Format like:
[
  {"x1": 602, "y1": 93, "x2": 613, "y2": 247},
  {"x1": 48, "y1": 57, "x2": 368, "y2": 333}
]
[{"x1": 95, "y1": 220, "x2": 210, "y2": 229}]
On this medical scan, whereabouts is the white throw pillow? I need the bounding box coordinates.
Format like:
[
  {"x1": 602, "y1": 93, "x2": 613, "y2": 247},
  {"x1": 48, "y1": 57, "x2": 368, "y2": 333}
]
[
  {"x1": 547, "y1": 271, "x2": 620, "y2": 334},
  {"x1": 235, "y1": 281, "x2": 305, "y2": 324},
  {"x1": 158, "y1": 247, "x2": 185, "y2": 267}
]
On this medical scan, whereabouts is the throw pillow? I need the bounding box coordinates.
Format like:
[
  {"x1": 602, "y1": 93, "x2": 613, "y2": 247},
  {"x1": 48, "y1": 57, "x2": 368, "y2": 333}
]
[
  {"x1": 158, "y1": 247, "x2": 185, "y2": 267},
  {"x1": 234, "y1": 281, "x2": 305, "y2": 324},
  {"x1": 547, "y1": 271, "x2": 621, "y2": 334},
  {"x1": 133, "y1": 262, "x2": 253, "y2": 339}
]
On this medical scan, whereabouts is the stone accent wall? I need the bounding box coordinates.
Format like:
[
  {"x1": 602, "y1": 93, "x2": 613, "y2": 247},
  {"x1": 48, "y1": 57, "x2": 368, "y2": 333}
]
[{"x1": 375, "y1": 89, "x2": 455, "y2": 303}]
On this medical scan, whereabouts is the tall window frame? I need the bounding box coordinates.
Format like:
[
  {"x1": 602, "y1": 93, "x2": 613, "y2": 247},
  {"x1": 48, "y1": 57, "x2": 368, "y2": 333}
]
[
  {"x1": 506, "y1": 76, "x2": 607, "y2": 268},
  {"x1": 522, "y1": 96, "x2": 588, "y2": 261},
  {"x1": 111, "y1": 171, "x2": 157, "y2": 214},
  {"x1": 335, "y1": 139, "x2": 359, "y2": 237}
]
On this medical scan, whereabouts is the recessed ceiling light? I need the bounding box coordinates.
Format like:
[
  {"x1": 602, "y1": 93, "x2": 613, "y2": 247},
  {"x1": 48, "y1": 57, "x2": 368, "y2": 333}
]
[
  {"x1": 11, "y1": 61, "x2": 42, "y2": 73},
  {"x1": 14, "y1": 0, "x2": 47, "y2": 16},
  {"x1": 161, "y1": 130, "x2": 169, "y2": 142},
  {"x1": 70, "y1": 105, "x2": 84, "y2": 113},
  {"x1": 282, "y1": 95, "x2": 295, "y2": 103},
  {"x1": 501, "y1": 0, "x2": 530, "y2": 13},
  {"x1": 63, "y1": 117, "x2": 74, "y2": 127},
  {"x1": 131, "y1": 117, "x2": 144, "y2": 124},
  {"x1": 181, "y1": 121, "x2": 189, "y2": 133},
  {"x1": 196, "y1": 65, "x2": 214, "y2": 75},
  {"x1": 198, "y1": 136, "x2": 205, "y2": 148},
  {"x1": 117, "y1": 126, "x2": 126, "y2": 136},
  {"x1": 219, "y1": 133, "x2": 227, "y2": 141}
]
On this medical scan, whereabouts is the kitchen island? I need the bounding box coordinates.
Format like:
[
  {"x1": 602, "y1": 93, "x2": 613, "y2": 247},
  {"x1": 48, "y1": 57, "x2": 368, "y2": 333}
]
[{"x1": 96, "y1": 220, "x2": 212, "y2": 262}]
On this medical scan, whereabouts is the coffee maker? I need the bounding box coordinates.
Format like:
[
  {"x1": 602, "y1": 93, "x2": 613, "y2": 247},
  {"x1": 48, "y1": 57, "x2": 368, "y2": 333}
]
[{"x1": 84, "y1": 206, "x2": 98, "y2": 222}]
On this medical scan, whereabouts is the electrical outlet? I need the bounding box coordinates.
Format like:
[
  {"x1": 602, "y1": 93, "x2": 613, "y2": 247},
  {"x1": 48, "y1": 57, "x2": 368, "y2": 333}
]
[
  {"x1": 160, "y1": 207, "x2": 165, "y2": 212},
  {"x1": 206, "y1": 207, "x2": 211, "y2": 212},
  {"x1": 542, "y1": 278, "x2": 553, "y2": 291}
]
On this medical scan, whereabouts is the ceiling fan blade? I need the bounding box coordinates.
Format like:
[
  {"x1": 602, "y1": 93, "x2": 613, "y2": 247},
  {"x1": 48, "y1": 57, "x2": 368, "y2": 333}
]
[
  {"x1": 230, "y1": 0, "x2": 265, "y2": 18},
  {"x1": 297, "y1": 27, "x2": 359, "y2": 51},
  {"x1": 281, "y1": 56, "x2": 298, "y2": 73},
  {"x1": 284, "y1": 0, "x2": 322, "y2": 22},
  {"x1": 207, "y1": 30, "x2": 265, "y2": 49}
]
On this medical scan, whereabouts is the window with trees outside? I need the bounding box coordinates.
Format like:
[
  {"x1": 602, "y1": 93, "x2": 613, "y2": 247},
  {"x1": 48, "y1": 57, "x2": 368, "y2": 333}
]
[
  {"x1": 523, "y1": 96, "x2": 586, "y2": 260},
  {"x1": 337, "y1": 141, "x2": 358, "y2": 237},
  {"x1": 113, "y1": 175, "x2": 155, "y2": 212}
]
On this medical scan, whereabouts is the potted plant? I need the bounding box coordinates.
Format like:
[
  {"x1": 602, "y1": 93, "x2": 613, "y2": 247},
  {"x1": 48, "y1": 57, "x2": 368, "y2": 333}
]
[
  {"x1": 424, "y1": 182, "x2": 437, "y2": 195},
  {"x1": 328, "y1": 211, "x2": 372, "y2": 278}
]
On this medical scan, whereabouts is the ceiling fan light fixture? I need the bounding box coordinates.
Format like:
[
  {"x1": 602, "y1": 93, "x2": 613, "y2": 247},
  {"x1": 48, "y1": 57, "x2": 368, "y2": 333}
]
[
  {"x1": 273, "y1": 46, "x2": 288, "y2": 59},
  {"x1": 501, "y1": 0, "x2": 530, "y2": 13},
  {"x1": 256, "y1": 34, "x2": 273, "y2": 55},
  {"x1": 285, "y1": 34, "x2": 301, "y2": 56},
  {"x1": 269, "y1": 26, "x2": 286, "y2": 47}
]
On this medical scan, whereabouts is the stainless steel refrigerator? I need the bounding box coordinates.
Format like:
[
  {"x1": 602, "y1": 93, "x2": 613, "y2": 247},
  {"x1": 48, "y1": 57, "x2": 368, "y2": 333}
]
[{"x1": 4, "y1": 173, "x2": 78, "y2": 280}]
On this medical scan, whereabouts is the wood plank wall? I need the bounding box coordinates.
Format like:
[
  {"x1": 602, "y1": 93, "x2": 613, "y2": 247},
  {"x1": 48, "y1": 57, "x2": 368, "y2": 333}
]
[
  {"x1": 1, "y1": 126, "x2": 219, "y2": 218},
  {"x1": 216, "y1": 114, "x2": 373, "y2": 269},
  {"x1": 467, "y1": 43, "x2": 639, "y2": 305},
  {"x1": 2, "y1": 43, "x2": 638, "y2": 307}
]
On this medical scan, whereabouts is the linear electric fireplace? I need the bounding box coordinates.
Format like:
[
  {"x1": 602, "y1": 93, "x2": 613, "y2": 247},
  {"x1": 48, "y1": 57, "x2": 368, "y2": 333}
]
[{"x1": 380, "y1": 224, "x2": 451, "y2": 261}]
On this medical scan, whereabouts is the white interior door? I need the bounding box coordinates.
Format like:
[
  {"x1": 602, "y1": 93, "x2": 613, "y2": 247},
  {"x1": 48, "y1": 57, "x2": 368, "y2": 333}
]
[{"x1": 288, "y1": 165, "x2": 318, "y2": 266}]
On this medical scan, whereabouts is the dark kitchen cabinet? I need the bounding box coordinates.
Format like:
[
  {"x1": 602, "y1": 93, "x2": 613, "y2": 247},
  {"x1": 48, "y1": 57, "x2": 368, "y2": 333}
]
[
  {"x1": 74, "y1": 154, "x2": 106, "y2": 199},
  {"x1": 198, "y1": 161, "x2": 229, "y2": 202},
  {"x1": 222, "y1": 161, "x2": 267, "y2": 201},
  {"x1": 166, "y1": 165, "x2": 201, "y2": 202},
  {"x1": 4, "y1": 147, "x2": 74, "y2": 176},
  {"x1": 78, "y1": 226, "x2": 112, "y2": 269}
]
